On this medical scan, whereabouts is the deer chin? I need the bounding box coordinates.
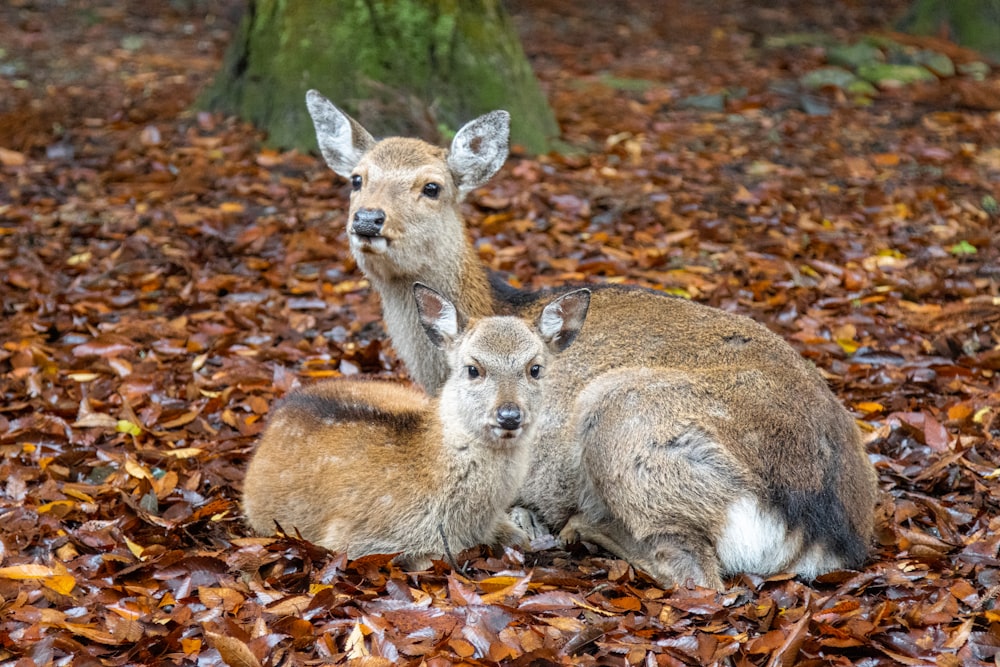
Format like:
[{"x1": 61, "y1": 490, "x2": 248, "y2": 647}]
[
  {"x1": 489, "y1": 425, "x2": 523, "y2": 444},
  {"x1": 351, "y1": 234, "x2": 389, "y2": 255}
]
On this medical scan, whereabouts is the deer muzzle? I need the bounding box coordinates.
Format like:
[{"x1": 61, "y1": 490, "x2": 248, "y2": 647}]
[
  {"x1": 352, "y1": 208, "x2": 386, "y2": 238},
  {"x1": 496, "y1": 403, "x2": 523, "y2": 433}
]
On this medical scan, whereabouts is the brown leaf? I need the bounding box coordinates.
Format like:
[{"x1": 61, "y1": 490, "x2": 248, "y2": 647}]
[{"x1": 205, "y1": 632, "x2": 263, "y2": 667}]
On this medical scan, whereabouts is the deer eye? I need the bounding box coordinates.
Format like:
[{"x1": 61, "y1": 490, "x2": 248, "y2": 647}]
[
  {"x1": 529, "y1": 364, "x2": 542, "y2": 379},
  {"x1": 466, "y1": 365, "x2": 480, "y2": 380},
  {"x1": 350, "y1": 174, "x2": 362, "y2": 191},
  {"x1": 422, "y1": 182, "x2": 441, "y2": 199}
]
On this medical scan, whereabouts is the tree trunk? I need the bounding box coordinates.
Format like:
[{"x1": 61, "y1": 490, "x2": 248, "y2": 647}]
[
  {"x1": 199, "y1": 0, "x2": 559, "y2": 153},
  {"x1": 899, "y1": 0, "x2": 1000, "y2": 62}
]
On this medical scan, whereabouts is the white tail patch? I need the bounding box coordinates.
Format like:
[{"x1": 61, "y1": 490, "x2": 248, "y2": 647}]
[{"x1": 717, "y1": 495, "x2": 802, "y2": 575}]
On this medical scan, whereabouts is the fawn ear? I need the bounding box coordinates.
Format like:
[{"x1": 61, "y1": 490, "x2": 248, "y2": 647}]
[
  {"x1": 413, "y1": 283, "x2": 462, "y2": 349},
  {"x1": 306, "y1": 90, "x2": 377, "y2": 178},
  {"x1": 538, "y1": 288, "x2": 591, "y2": 353},
  {"x1": 448, "y1": 110, "x2": 510, "y2": 197}
]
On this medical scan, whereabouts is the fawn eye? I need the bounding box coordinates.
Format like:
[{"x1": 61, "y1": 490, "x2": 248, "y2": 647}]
[
  {"x1": 466, "y1": 365, "x2": 480, "y2": 379},
  {"x1": 529, "y1": 364, "x2": 542, "y2": 379},
  {"x1": 422, "y1": 182, "x2": 441, "y2": 199},
  {"x1": 350, "y1": 174, "x2": 362, "y2": 191}
]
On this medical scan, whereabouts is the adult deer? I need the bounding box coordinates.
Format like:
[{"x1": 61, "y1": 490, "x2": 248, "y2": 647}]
[{"x1": 305, "y1": 90, "x2": 879, "y2": 589}]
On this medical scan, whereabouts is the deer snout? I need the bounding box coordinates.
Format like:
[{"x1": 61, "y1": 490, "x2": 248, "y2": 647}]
[
  {"x1": 496, "y1": 403, "x2": 522, "y2": 431},
  {"x1": 353, "y1": 208, "x2": 386, "y2": 237}
]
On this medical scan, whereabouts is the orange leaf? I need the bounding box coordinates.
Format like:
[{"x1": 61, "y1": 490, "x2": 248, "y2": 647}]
[{"x1": 872, "y1": 152, "x2": 900, "y2": 167}]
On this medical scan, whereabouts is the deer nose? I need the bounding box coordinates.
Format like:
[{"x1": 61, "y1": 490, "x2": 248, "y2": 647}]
[
  {"x1": 353, "y1": 208, "x2": 385, "y2": 237},
  {"x1": 496, "y1": 404, "x2": 522, "y2": 431}
]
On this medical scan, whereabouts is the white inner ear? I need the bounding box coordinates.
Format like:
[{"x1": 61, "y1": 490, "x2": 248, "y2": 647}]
[
  {"x1": 538, "y1": 303, "x2": 565, "y2": 342},
  {"x1": 435, "y1": 298, "x2": 460, "y2": 339},
  {"x1": 306, "y1": 91, "x2": 370, "y2": 177},
  {"x1": 447, "y1": 110, "x2": 510, "y2": 195}
]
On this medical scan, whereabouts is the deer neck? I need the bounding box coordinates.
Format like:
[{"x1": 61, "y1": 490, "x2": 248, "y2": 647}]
[{"x1": 369, "y1": 239, "x2": 494, "y2": 395}]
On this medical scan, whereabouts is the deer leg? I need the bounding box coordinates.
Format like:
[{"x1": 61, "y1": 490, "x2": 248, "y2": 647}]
[
  {"x1": 509, "y1": 506, "x2": 550, "y2": 541},
  {"x1": 560, "y1": 513, "x2": 724, "y2": 590},
  {"x1": 490, "y1": 517, "x2": 531, "y2": 551}
]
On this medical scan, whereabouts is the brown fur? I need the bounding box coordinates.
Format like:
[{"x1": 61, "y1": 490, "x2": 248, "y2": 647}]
[
  {"x1": 305, "y1": 91, "x2": 879, "y2": 588},
  {"x1": 243, "y1": 284, "x2": 590, "y2": 569}
]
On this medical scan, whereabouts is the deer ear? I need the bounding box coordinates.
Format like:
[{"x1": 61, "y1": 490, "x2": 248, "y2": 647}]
[
  {"x1": 306, "y1": 90, "x2": 377, "y2": 178},
  {"x1": 448, "y1": 110, "x2": 510, "y2": 197},
  {"x1": 538, "y1": 289, "x2": 591, "y2": 353},
  {"x1": 413, "y1": 283, "x2": 462, "y2": 349}
]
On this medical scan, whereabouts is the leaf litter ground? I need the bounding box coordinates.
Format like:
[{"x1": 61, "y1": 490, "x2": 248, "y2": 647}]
[{"x1": 1, "y1": 0, "x2": 999, "y2": 665}]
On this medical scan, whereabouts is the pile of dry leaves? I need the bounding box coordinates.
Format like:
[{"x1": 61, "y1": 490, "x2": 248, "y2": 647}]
[{"x1": 1, "y1": 0, "x2": 998, "y2": 664}]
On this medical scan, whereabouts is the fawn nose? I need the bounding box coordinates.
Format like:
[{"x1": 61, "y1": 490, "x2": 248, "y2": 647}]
[
  {"x1": 353, "y1": 208, "x2": 385, "y2": 237},
  {"x1": 496, "y1": 403, "x2": 522, "y2": 431}
]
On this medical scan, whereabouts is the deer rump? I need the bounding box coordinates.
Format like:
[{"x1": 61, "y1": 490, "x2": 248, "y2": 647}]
[{"x1": 305, "y1": 90, "x2": 879, "y2": 590}]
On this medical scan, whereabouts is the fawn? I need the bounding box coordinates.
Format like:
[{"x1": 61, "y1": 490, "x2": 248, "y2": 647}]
[
  {"x1": 242, "y1": 283, "x2": 591, "y2": 569},
  {"x1": 305, "y1": 90, "x2": 879, "y2": 589}
]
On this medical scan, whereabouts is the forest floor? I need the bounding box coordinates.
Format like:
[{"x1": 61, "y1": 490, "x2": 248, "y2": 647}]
[{"x1": 2, "y1": 0, "x2": 999, "y2": 664}]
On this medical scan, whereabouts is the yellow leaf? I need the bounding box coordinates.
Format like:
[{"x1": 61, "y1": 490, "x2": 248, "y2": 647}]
[
  {"x1": 799, "y1": 264, "x2": 821, "y2": 279},
  {"x1": 855, "y1": 402, "x2": 884, "y2": 414},
  {"x1": 37, "y1": 500, "x2": 76, "y2": 514},
  {"x1": 219, "y1": 201, "x2": 245, "y2": 214},
  {"x1": 125, "y1": 537, "x2": 145, "y2": 559},
  {"x1": 309, "y1": 583, "x2": 333, "y2": 595},
  {"x1": 0, "y1": 564, "x2": 76, "y2": 595},
  {"x1": 116, "y1": 419, "x2": 142, "y2": 436},
  {"x1": 0, "y1": 563, "x2": 59, "y2": 579},
  {"x1": 835, "y1": 338, "x2": 859, "y2": 354},
  {"x1": 63, "y1": 488, "x2": 95, "y2": 503},
  {"x1": 67, "y1": 252, "x2": 92, "y2": 266},
  {"x1": 300, "y1": 370, "x2": 342, "y2": 378},
  {"x1": 161, "y1": 447, "x2": 204, "y2": 459},
  {"x1": 659, "y1": 286, "x2": 692, "y2": 299},
  {"x1": 973, "y1": 407, "x2": 991, "y2": 424},
  {"x1": 124, "y1": 458, "x2": 151, "y2": 480}
]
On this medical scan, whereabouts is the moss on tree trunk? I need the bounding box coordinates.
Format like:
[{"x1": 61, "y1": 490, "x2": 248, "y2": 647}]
[
  {"x1": 199, "y1": 0, "x2": 559, "y2": 153},
  {"x1": 899, "y1": 0, "x2": 1000, "y2": 62}
]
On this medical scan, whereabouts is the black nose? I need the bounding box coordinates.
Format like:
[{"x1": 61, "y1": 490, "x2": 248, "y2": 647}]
[
  {"x1": 497, "y1": 404, "x2": 522, "y2": 431},
  {"x1": 353, "y1": 208, "x2": 385, "y2": 237}
]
